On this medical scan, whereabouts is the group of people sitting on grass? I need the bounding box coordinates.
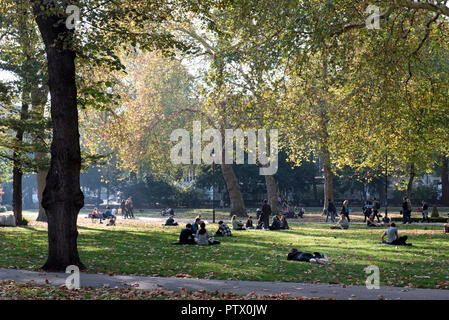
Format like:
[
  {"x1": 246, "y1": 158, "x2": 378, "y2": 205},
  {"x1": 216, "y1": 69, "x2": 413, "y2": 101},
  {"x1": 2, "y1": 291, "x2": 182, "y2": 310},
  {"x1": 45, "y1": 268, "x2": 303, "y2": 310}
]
[
  {"x1": 231, "y1": 213, "x2": 289, "y2": 231},
  {"x1": 173, "y1": 215, "x2": 221, "y2": 246},
  {"x1": 89, "y1": 207, "x2": 116, "y2": 226}
]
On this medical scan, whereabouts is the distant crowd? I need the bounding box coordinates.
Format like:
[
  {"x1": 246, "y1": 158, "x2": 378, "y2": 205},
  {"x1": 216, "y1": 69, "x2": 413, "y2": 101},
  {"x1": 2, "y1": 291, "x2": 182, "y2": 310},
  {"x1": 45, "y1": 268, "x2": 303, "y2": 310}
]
[{"x1": 88, "y1": 195, "x2": 449, "y2": 251}]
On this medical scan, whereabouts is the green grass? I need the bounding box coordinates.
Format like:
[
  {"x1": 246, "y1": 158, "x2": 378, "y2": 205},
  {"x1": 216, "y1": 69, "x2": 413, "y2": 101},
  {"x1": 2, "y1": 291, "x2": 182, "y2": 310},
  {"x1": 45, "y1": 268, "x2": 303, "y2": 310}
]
[{"x1": 1, "y1": 218, "x2": 449, "y2": 290}]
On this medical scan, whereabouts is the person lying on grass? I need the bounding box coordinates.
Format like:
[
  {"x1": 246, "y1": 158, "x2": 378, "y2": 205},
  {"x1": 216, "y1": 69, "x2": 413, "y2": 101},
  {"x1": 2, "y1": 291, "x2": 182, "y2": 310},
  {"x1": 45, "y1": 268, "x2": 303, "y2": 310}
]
[
  {"x1": 367, "y1": 214, "x2": 381, "y2": 227},
  {"x1": 196, "y1": 222, "x2": 220, "y2": 245},
  {"x1": 164, "y1": 215, "x2": 178, "y2": 226},
  {"x1": 231, "y1": 215, "x2": 246, "y2": 230},
  {"x1": 381, "y1": 223, "x2": 411, "y2": 246},
  {"x1": 216, "y1": 221, "x2": 232, "y2": 236},
  {"x1": 330, "y1": 214, "x2": 349, "y2": 230},
  {"x1": 173, "y1": 224, "x2": 197, "y2": 245},
  {"x1": 287, "y1": 248, "x2": 329, "y2": 264},
  {"x1": 280, "y1": 215, "x2": 289, "y2": 229}
]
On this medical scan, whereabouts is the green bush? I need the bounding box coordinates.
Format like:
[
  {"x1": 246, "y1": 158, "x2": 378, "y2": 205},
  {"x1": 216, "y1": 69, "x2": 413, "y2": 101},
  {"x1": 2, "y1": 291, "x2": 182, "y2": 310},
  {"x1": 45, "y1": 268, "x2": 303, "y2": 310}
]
[
  {"x1": 431, "y1": 206, "x2": 439, "y2": 217},
  {"x1": 0, "y1": 206, "x2": 6, "y2": 213}
]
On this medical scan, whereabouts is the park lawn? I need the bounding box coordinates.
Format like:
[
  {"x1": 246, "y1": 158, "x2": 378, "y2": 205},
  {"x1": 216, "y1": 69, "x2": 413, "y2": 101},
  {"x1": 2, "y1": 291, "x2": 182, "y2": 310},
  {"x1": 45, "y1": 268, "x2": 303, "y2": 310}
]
[{"x1": 1, "y1": 220, "x2": 448, "y2": 290}]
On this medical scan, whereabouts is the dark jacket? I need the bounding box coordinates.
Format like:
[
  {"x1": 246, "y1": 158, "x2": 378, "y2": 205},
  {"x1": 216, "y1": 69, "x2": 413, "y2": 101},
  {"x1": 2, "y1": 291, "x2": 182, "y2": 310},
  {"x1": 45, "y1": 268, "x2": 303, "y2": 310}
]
[
  {"x1": 280, "y1": 219, "x2": 289, "y2": 229},
  {"x1": 270, "y1": 216, "x2": 281, "y2": 230},
  {"x1": 165, "y1": 218, "x2": 177, "y2": 226},
  {"x1": 287, "y1": 251, "x2": 314, "y2": 262},
  {"x1": 179, "y1": 228, "x2": 195, "y2": 243},
  {"x1": 261, "y1": 203, "x2": 272, "y2": 217},
  {"x1": 246, "y1": 219, "x2": 253, "y2": 228},
  {"x1": 402, "y1": 201, "x2": 409, "y2": 213},
  {"x1": 327, "y1": 201, "x2": 336, "y2": 213}
]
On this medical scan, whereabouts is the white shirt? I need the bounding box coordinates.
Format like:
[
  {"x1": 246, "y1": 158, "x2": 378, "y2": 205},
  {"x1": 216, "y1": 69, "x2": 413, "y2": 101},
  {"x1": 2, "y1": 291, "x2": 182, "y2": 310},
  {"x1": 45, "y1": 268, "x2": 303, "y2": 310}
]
[{"x1": 384, "y1": 227, "x2": 398, "y2": 243}]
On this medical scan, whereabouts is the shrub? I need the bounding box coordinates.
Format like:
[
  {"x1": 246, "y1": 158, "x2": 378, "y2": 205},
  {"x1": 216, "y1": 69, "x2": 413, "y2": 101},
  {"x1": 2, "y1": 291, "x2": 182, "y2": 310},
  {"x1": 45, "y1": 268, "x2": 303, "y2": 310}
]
[
  {"x1": 431, "y1": 206, "x2": 439, "y2": 218},
  {"x1": 0, "y1": 206, "x2": 6, "y2": 213}
]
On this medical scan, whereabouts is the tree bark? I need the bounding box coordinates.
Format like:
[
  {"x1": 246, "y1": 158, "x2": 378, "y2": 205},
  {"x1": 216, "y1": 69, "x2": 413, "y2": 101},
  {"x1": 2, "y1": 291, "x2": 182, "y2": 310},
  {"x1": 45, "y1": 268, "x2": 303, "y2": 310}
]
[
  {"x1": 406, "y1": 162, "x2": 415, "y2": 200},
  {"x1": 264, "y1": 174, "x2": 278, "y2": 215},
  {"x1": 12, "y1": 99, "x2": 29, "y2": 225},
  {"x1": 33, "y1": 2, "x2": 85, "y2": 271},
  {"x1": 221, "y1": 163, "x2": 246, "y2": 217},
  {"x1": 12, "y1": 160, "x2": 24, "y2": 225},
  {"x1": 321, "y1": 146, "x2": 334, "y2": 207},
  {"x1": 441, "y1": 156, "x2": 449, "y2": 205}
]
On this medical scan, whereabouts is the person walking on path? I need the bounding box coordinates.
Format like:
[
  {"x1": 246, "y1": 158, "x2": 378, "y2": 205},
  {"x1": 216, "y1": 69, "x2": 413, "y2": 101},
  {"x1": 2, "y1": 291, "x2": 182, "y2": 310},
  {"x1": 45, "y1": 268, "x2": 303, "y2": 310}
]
[
  {"x1": 261, "y1": 199, "x2": 272, "y2": 230},
  {"x1": 325, "y1": 200, "x2": 337, "y2": 223},
  {"x1": 121, "y1": 199, "x2": 128, "y2": 219},
  {"x1": 421, "y1": 200, "x2": 430, "y2": 223},
  {"x1": 372, "y1": 197, "x2": 381, "y2": 222},
  {"x1": 340, "y1": 200, "x2": 350, "y2": 222},
  {"x1": 126, "y1": 197, "x2": 135, "y2": 219},
  {"x1": 402, "y1": 197, "x2": 411, "y2": 224}
]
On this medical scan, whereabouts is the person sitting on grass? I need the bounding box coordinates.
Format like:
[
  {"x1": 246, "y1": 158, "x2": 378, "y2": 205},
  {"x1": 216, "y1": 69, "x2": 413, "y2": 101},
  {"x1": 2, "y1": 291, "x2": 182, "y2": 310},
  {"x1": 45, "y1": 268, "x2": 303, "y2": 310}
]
[
  {"x1": 330, "y1": 214, "x2": 349, "y2": 230},
  {"x1": 192, "y1": 217, "x2": 201, "y2": 234},
  {"x1": 367, "y1": 214, "x2": 381, "y2": 227},
  {"x1": 196, "y1": 222, "x2": 220, "y2": 245},
  {"x1": 164, "y1": 215, "x2": 178, "y2": 226},
  {"x1": 280, "y1": 215, "x2": 289, "y2": 229},
  {"x1": 216, "y1": 221, "x2": 232, "y2": 236},
  {"x1": 444, "y1": 219, "x2": 449, "y2": 234},
  {"x1": 381, "y1": 213, "x2": 391, "y2": 226},
  {"x1": 100, "y1": 206, "x2": 113, "y2": 224},
  {"x1": 89, "y1": 207, "x2": 101, "y2": 221},
  {"x1": 287, "y1": 248, "x2": 329, "y2": 264},
  {"x1": 255, "y1": 217, "x2": 264, "y2": 229},
  {"x1": 106, "y1": 215, "x2": 116, "y2": 226},
  {"x1": 231, "y1": 215, "x2": 246, "y2": 230},
  {"x1": 269, "y1": 215, "x2": 281, "y2": 230},
  {"x1": 381, "y1": 223, "x2": 411, "y2": 245},
  {"x1": 173, "y1": 224, "x2": 197, "y2": 245},
  {"x1": 246, "y1": 216, "x2": 254, "y2": 229}
]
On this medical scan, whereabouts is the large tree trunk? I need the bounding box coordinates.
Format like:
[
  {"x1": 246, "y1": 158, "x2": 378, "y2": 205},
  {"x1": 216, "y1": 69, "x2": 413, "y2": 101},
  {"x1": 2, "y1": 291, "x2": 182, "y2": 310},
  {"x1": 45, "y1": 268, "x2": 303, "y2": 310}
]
[
  {"x1": 12, "y1": 100, "x2": 29, "y2": 225},
  {"x1": 33, "y1": 2, "x2": 85, "y2": 271},
  {"x1": 321, "y1": 146, "x2": 334, "y2": 207},
  {"x1": 221, "y1": 163, "x2": 246, "y2": 217},
  {"x1": 12, "y1": 161, "x2": 24, "y2": 225},
  {"x1": 441, "y1": 156, "x2": 449, "y2": 205},
  {"x1": 406, "y1": 162, "x2": 415, "y2": 200},
  {"x1": 264, "y1": 174, "x2": 278, "y2": 215}
]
